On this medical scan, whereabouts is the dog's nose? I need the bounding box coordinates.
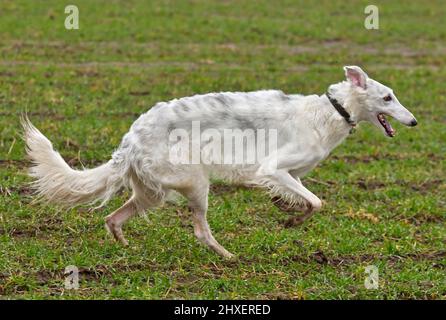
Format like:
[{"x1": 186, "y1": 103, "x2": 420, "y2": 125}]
[{"x1": 410, "y1": 119, "x2": 418, "y2": 127}]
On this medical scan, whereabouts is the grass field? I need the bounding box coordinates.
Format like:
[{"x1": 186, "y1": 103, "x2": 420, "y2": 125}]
[{"x1": 0, "y1": 0, "x2": 445, "y2": 299}]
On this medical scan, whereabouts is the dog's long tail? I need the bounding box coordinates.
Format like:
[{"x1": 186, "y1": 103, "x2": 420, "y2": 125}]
[{"x1": 22, "y1": 117, "x2": 124, "y2": 208}]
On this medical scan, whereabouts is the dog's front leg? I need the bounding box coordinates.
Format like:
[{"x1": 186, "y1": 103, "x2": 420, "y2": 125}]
[
  {"x1": 273, "y1": 170, "x2": 322, "y2": 211},
  {"x1": 259, "y1": 169, "x2": 322, "y2": 226}
]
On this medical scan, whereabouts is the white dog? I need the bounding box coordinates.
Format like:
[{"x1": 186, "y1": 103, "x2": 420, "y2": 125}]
[{"x1": 23, "y1": 66, "x2": 417, "y2": 259}]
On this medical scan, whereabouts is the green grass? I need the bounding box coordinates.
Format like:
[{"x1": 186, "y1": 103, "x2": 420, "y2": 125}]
[{"x1": 0, "y1": 0, "x2": 445, "y2": 299}]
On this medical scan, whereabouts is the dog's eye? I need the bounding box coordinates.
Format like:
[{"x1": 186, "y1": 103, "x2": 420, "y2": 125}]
[{"x1": 383, "y1": 94, "x2": 392, "y2": 102}]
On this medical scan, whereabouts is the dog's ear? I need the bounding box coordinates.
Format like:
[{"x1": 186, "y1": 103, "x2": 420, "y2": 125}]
[{"x1": 344, "y1": 66, "x2": 368, "y2": 89}]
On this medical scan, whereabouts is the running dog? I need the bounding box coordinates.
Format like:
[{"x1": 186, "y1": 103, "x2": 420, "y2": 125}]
[{"x1": 22, "y1": 66, "x2": 417, "y2": 259}]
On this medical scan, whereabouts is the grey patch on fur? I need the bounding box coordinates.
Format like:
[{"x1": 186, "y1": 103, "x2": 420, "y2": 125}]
[
  {"x1": 214, "y1": 93, "x2": 232, "y2": 107},
  {"x1": 166, "y1": 123, "x2": 176, "y2": 134},
  {"x1": 216, "y1": 110, "x2": 231, "y2": 121},
  {"x1": 233, "y1": 116, "x2": 255, "y2": 130},
  {"x1": 177, "y1": 100, "x2": 190, "y2": 112},
  {"x1": 205, "y1": 96, "x2": 221, "y2": 110}
]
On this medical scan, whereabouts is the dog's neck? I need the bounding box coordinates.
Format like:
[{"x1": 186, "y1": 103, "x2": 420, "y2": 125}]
[
  {"x1": 326, "y1": 81, "x2": 361, "y2": 124},
  {"x1": 313, "y1": 81, "x2": 363, "y2": 150}
]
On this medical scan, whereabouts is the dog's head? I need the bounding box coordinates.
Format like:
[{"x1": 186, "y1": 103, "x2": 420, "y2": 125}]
[{"x1": 344, "y1": 66, "x2": 417, "y2": 137}]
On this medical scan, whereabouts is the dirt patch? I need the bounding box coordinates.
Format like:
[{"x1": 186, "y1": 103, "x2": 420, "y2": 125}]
[
  {"x1": 339, "y1": 251, "x2": 446, "y2": 267},
  {"x1": 426, "y1": 153, "x2": 445, "y2": 162},
  {"x1": 404, "y1": 251, "x2": 446, "y2": 262},
  {"x1": 410, "y1": 179, "x2": 444, "y2": 194},
  {"x1": 129, "y1": 90, "x2": 151, "y2": 96},
  {"x1": 285, "y1": 249, "x2": 446, "y2": 268},
  {"x1": 33, "y1": 270, "x2": 55, "y2": 285},
  {"x1": 27, "y1": 110, "x2": 66, "y2": 120},
  {"x1": 75, "y1": 69, "x2": 100, "y2": 77},
  {"x1": 312, "y1": 250, "x2": 329, "y2": 264},
  {"x1": 406, "y1": 212, "x2": 445, "y2": 226},
  {"x1": 0, "y1": 71, "x2": 14, "y2": 77},
  {"x1": 0, "y1": 185, "x2": 33, "y2": 196},
  {"x1": 0, "y1": 225, "x2": 59, "y2": 239},
  {"x1": 260, "y1": 291, "x2": 305, "y2": 300},
  {"x1": 354, "y1": 178, "x2": 444, "y2": 194},
  {"x1": 0, "y1": 159, "x2": 28, "y2": 168},
  {"x1": 5, "y1": 39, "x2": 446, "y2": 56},
  {"x1": 0, "y1": 228, "x2": 36, "y2": 238},
  {"x1": 0, "y1": 60, "x2": 201, "y2": 70},
  {"x1": 169, "y1": 274, "x2": 202, "y2": 292},
  {"x1": 332, "y1": 152, "x2": 444, "y2": 165},
  {"x1": 356, "y1": 179, "x2": 386, "y2": 190},
  {"x1": 76, "y1": 265, "x2": 110, "y2": 281},
  {"x1": 0, "y1": 264, "x2": 113, "y2": 294},
  {"x1": 331, "y1": 154, "x2": 398, "y2": 164},
  {"x1": 0, "y1": 217, "x2": 64, "y2": 239},
  {"x1": 201, "y1": 262, "x2": 227, "y2": 277}
]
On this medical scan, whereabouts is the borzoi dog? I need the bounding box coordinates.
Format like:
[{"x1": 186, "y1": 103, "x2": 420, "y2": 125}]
[{"x1": 23, "y1": 66, "x2": 417, "y2": 259}]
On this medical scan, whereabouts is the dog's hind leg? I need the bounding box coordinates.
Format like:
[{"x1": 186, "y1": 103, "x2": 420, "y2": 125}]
[
  {"x1": 105, "y1": 175, "x2": 162, "y2": 246},
  {"x1": 105, "y1": 199, "x2": 137, "y2": 246},
  {"x1": 179, "y1": 183, "x2": 235, "y2": 260}
]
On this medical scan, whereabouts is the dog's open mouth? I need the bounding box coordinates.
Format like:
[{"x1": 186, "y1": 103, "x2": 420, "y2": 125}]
[{"x1": 377, "y1": 113, "x2": 395, "y2": 137}]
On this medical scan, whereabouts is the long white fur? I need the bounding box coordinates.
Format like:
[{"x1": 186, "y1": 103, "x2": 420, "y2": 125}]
[{"x1": 22, "y1": 118, "x2": 124, "y2": 208}]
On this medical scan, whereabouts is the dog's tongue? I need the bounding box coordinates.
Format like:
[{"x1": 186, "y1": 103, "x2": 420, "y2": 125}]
[{"x1": 378, "y1": 114, "x2": 395, "y2": 137}]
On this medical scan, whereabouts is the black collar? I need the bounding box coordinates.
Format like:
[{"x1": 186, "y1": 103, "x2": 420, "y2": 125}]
[{"x1": 326, "y1": 92, "x2": 356, "y2": 127}]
